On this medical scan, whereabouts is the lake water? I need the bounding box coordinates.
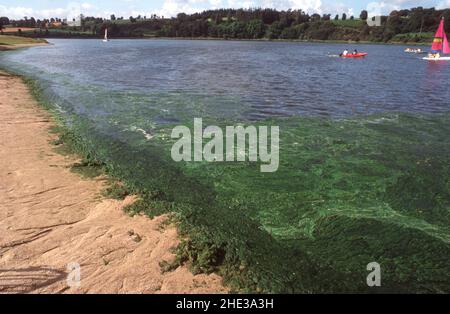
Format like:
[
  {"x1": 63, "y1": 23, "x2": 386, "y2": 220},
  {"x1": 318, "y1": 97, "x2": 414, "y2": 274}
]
[{"x1": 1, "y1": 39, "x2": 449, "y2": 293}]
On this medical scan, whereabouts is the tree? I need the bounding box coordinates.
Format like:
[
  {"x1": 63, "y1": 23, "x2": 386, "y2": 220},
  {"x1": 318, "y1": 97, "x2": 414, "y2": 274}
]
[
  {"x1": 350, "y1": 16, "x2": 354, "y2": 20},
  {"x1": 334, "y1": 14, "x2": 339, "y2": 20},
  {"x1": 295, "y1": 10, "x2": 309, "y2": 24},
  {"x1": 311, "y1": 13, "x2": 321, "y2": 22},
  {"x1": 246, "y1": 19, "x2": 266, "y2": 39},
  {"x1": 177, "y1": 13, "x2": 188, "y2": 22},
  {"x1": 0, "y1": 16, "x2": 9, "y2": 28},
  {"x1": 444, "y1": 10, "x2": 450, "y2": 33},
  {"x1": 383, "y1": 13, "x2": 402, "y2": 41},
  {"x1": 360, "y1": 10, "x2": 368, "y2": 20},
  {"x1": 0, "y1": 16, "x2": 9, "y2": 24},
  {"x1": 342, "y1": 13, "x2": 347, "y2": 21},
  {"x1": 266, "y1": 21, "x2": 283, "y2": 39},
  {"x1": 110, "y1": 14, "x2": 116, "y2": 21}
]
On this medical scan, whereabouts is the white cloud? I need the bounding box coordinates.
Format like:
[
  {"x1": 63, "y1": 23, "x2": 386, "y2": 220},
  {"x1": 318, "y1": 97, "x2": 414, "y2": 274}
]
[
  {"x1": 81, "y1": 3, "x2": 94, "y2": 10},
  {"x1": 0, "y1": 2, "x2": 97, "y2": 19},
  {"x1": 234, "y1": 0, "x2": 353, "y2": 16},
  {"x1": 437, "y1": 0, "x2": 450, "y2": 10},
  {"x1": 156, "y1": 0, "x2": 223, "y2": 17},
  {"x1": 366, "y1": 2, "x2": 399, "y2": 16},
  {"x1": 0, "y1": 0, "x2": 441, "y2": 20},
  {"x1": 365, "y1": 0, "x2": 435, "y2": 16},
  {"x1": 0, "y1": 6, "x2": 34, "y2": 19},
  {"x1": 321, "y1": 2, "x2": 354, "y2": 16},
  {"x1": 257, "y1": 0, "x2": 322, "y2": 13}
]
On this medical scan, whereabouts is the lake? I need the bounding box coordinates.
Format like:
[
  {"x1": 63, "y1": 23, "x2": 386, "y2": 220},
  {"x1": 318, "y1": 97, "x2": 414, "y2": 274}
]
[{"x1": 1, "y1": 39, "x2": 449, "y2": 293}]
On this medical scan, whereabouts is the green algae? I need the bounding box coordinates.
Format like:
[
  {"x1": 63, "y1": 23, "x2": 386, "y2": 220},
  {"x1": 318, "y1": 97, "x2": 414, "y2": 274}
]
[{"x1": 18, "y1": 74, "x2": 450, "y2": 293}]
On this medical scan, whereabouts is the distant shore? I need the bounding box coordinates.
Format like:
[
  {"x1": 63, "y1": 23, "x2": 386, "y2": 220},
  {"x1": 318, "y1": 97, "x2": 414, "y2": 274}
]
[
  {"x1": 122, "y1": 36, "x2": 429, "y2": 45},
  {"x1": 142, "y1": 36, "x2": 431, "y2": 46},
  {"x1": 2, "y1": 33, "x2": 431, "y2": 47}
]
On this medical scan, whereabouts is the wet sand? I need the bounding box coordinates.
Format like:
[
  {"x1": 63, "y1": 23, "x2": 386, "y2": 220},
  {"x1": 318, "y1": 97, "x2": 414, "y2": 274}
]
[{"x1": 0, "y1": 71, "x2": 227, "y2": 294}]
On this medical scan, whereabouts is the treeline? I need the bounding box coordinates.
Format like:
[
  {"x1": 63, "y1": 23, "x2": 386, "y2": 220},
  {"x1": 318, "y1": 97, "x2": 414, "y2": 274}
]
[
  {"x1": 2, "y1": 7, "x2": 450, "y2": 43},
  {"x1": 134, "y1": 7, "x2": 450, "y2": 42}
]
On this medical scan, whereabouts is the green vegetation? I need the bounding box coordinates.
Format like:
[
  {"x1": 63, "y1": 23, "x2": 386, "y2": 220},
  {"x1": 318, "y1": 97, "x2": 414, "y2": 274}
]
[
  {"x1": 3, "y1": 6, "x2": 450, "y2": 43},
  {"x1": 0, "y1": 35, "x2": 46, "y2": 45},
  {"x1": 102, "y1": 179, "x2": 131, "y2": 200},
  {"x1": 70, "y1": 159, "x2": 105, "y2": 178},
  {"x1": 331, "y1": 19, "x2": 365, "y2": 28},
  {"x1": 392, "y1": 32, "x2": 434, "y2": 43},
  {"x1": 20, "y1": 74, "x2": 450, "y2": 293}
]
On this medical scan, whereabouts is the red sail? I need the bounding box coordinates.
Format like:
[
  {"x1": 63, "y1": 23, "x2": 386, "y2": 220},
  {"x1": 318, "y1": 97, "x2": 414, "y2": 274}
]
[
  {"x1": 431, "y1": 19, "x2": 445, "y2": 51},
  {"x1": 444, "y1": 32, "x2": 450, "y2": 54}
]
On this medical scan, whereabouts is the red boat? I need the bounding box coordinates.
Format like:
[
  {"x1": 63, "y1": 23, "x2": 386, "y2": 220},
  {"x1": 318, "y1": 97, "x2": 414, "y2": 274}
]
[{"x1": 341, "y1": 52, "x2": 368, "y2": 58}]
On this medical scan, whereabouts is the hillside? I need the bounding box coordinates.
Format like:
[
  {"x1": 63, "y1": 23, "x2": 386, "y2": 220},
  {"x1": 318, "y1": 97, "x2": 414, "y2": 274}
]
[{"x1": 2, "y1": 7, "x2": 449, "y2": 44}]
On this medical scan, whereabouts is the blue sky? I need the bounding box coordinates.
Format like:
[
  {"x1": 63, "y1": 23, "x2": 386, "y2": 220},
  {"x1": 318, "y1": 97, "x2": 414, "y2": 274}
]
[{"x1": 0, "y1": 0, "x2": 447, "y2": 20}]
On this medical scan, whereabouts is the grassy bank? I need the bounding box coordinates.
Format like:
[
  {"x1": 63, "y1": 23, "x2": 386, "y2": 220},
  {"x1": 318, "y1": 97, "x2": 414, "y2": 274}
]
[{"x1": 0, "y1": 35, "x2": 47, "y2": 46}]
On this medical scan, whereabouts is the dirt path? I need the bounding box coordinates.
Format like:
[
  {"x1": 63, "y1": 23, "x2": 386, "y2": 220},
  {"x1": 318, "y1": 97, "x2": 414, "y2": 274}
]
[{"x1": 0, "y1": 71, "x2": 227, "y2": 294}]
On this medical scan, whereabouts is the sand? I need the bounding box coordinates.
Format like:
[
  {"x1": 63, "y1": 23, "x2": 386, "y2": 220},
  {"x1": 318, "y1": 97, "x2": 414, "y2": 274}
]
[{"x1": 0, "y1": 71, "x2": 227, "y2": 294}]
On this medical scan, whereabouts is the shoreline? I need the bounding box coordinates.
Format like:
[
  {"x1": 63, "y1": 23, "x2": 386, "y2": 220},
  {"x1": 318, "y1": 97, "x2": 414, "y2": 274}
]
[
  {"x1": 0, "y1": 35, "x2": 49, "y2": 51},
  {"x1": 6, "y1": 34, "x2": 430, "y2": 46},
  {"x1": 0, "y1": 69, "x2": 227, "y2": 294},
  {"x1": 3, "y1": 41, "x2": 448, "y2": 293},
  {"x1": 0, "y1": 43, "x2": 49, "y2": 51},
  {"x1": 140, "y1": 36, "x2": 430, "y2": 46}
]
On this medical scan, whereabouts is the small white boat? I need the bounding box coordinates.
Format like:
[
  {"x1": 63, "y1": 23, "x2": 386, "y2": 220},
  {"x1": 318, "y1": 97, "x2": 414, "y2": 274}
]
[
  {"x1": 103, "y1": 28, "x2": 109, "y2": 42},
  {"x1": 405, "y1": 48, "x2": 425, "y2": 54},
  {"x1": 423, "y1": 56, "x2": 450, "y2": 61},
  {"x1": 423, "y1": 18, "x2": 449, "y2": 61}
]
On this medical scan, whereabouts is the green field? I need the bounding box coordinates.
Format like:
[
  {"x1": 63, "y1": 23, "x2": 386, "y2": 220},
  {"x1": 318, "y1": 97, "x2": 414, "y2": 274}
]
[
  {"x1": 331, "y1": 19, "x2": 365, "y2": 28},
  {"x1": 392, "y1": 32, "x2": 434, "y2": 43}
]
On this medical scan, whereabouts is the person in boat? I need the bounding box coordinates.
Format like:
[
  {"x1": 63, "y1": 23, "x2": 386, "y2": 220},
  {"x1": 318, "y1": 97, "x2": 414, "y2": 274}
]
[
  {"x1": 428, "y1": 52, "x2": 441, "y2": 59},
  {"x1": 353, "y1": 49, "x2": 358, "y2": 55},
  {"x1": 342, "y1": 49, "x2": 349, "y2": 56}
]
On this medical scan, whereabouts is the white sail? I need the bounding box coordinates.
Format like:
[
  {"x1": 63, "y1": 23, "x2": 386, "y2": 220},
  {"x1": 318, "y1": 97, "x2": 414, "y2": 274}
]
[{"x1": 103, "y1": 28, "x2": 108, "y2": 42}]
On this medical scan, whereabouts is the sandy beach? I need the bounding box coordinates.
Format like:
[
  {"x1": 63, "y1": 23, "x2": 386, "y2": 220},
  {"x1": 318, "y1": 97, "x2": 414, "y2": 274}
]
[{"x1": 0, "y1": 71, "x2": 226, "y2": 294}]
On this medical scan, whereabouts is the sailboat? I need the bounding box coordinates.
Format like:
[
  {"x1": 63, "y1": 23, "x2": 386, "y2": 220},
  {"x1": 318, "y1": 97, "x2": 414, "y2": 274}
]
[
  {"x1": 103, "y1": 28, "x2": 109, "y2": 42},
  {"x1": 423, "y1": 17, "x2": 450, "y2": 60}
]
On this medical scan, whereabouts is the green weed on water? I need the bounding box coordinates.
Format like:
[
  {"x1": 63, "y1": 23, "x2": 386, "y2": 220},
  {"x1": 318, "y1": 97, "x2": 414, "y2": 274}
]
[{"x1": 19, "y1": 75, "x2": 450, "y2": 293}]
